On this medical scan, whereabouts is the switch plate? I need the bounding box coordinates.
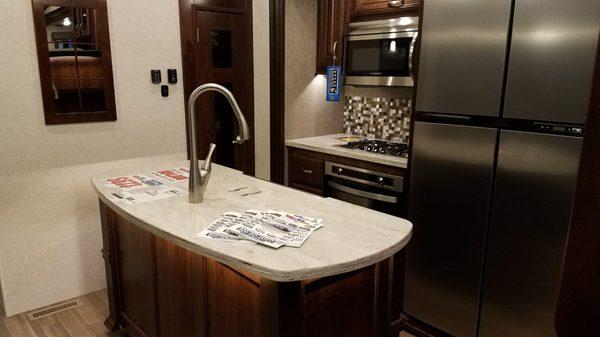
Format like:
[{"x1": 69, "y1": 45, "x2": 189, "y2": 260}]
[
  {"x1": 168, "y1": 69, "x2": 178, "y2": 84},
  {"x1": 161, "y1": 85, "x2": 169, "y2": 97},
  {"x1": 151, "y1": 70, "x2": 162, "y2": 84}
]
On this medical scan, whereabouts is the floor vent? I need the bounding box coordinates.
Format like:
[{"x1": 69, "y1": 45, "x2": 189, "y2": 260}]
[{"x1": 27, "y1": 299, "x2": 82, "y2": 320}]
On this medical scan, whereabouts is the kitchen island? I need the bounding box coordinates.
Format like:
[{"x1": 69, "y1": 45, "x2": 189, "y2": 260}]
[{"x1": 92, "y1": 161, "x2": 412, "y2": 337}]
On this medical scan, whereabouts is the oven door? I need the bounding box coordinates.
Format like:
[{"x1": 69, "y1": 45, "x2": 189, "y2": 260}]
[
  {"x1": 325, "y1": 162, "x2": 403, "y2": 216},
  {"x1": 344, "y1": 31, "x2": 418, "y2": 87}
]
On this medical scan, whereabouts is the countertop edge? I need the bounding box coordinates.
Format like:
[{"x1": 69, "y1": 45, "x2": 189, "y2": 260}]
[
  {"x1": 93, "y1": 180, "x2": 412, "y2": 282},
  {"x1": 285, "y1": 137, "x2": 408, "y2": 169}
]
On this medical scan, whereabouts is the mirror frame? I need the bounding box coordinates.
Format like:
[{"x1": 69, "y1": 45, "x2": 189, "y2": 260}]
[{"x1": 31, "y1": 0, "x2": 116, "y2": 125}]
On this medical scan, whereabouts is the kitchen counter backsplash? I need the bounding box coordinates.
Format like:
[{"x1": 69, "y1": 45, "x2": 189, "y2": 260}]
[{"x1": 343, "y1": 96, "x2": 412, "y2": 143}]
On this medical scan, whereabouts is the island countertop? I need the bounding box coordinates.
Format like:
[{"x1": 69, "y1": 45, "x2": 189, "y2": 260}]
[{"x1": 91, "y1": 161, "x2": 412, "y2": 282}]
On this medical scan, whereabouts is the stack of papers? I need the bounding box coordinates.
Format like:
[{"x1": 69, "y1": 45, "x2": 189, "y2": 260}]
[
  {"x1": 197, "y1": 210, "x2": 323, "y2": 248},
  {"x1": 104, "y1": 168, "x2": 189, "y2": 205}
]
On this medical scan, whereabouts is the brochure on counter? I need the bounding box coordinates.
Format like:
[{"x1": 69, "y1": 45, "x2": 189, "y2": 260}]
[
  {"x1": 196, "y1": 210, "x2": 323, "y2": 248},
  {"x1": 103, "y1": 168, "x2": 189, "y2": 205}
]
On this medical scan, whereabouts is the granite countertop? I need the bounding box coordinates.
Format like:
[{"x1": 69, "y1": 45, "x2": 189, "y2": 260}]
[
  {"x1": 285, "y1": 133, "x2": 409, "y2": 168},
  {"x1": 91, "y1": 162, "x2": 412, "y2": 282}
]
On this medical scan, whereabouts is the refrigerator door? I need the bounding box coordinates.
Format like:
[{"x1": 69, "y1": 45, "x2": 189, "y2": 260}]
[
  {"x1": 479, "y1": 131, "x2": 583, "y2": 337},
  {"x1": 415, "y1": 0, "x2": 511, "y2": 116},
  {"x1": 405, "y1": 122, "x2": 497, "y2": 337},
  {"x1": 503, "y1": 0, "x2": 600, "y2": 124}
]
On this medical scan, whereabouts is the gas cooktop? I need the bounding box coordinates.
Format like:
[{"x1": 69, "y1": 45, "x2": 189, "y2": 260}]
[{"x1": 343, "y1": 140, "x2": 409, "y2": 158}]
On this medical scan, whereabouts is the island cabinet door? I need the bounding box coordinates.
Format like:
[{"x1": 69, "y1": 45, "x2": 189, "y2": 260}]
[
  {"x1": 114, "y1": 216, "x2": 159, "y2": 337},
  {"x1": 154, "y1": 237, "x2": 207, "y2": 337}
]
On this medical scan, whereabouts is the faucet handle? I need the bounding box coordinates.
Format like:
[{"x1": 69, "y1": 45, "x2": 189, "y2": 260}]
[{"x1": 200, "y1": 143, "x2": 216, "y2": 172}]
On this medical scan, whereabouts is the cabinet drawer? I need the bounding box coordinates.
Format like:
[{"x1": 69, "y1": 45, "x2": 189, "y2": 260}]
[{"x1": 289, "y1": 153, "x2": 325, "y2": 194}]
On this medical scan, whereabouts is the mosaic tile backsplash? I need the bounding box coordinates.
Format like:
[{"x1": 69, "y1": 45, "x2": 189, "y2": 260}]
[{"x1": 343, "y1": 96, "x2": 412, "y2": 143}]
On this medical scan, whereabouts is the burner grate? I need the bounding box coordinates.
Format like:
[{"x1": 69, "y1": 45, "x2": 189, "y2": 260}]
[{"x1": 344, "y1": 140, "x2": 409, "y2": 157}]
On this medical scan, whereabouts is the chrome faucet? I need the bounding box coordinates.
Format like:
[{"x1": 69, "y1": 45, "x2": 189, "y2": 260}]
[{"x1": 187, "y1": 83, "x2": 251, "y2": 203}]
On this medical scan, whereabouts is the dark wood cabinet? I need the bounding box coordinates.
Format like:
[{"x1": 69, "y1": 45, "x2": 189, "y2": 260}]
[
  {"x1": 114, "y1": 215, "x2": 158, "y2": 337},
  {"x1": 288, "y1": 150, "x2": 326, "y2": 195},
  {"x1": 287, "y1": 146, "x2": 405, "y2": 196},
  {"x1": 351, "y1": 0, "x2": 420, "y2": 20},
  {"x1": 99, "y1": 200, "x2": 406, "y2": 337},
  {"x1": 316, "y1": 0, "x2": 350, "y2": 74}
]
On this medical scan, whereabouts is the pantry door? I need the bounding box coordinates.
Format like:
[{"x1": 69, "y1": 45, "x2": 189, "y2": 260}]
[{"x1": 194, "y1": 8, "x2": 254, "y2": 174}]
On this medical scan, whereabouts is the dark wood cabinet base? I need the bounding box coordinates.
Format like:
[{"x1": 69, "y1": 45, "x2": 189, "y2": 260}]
[{"x1": 100, "y1": 200, "x2": 404, "y2": 337}]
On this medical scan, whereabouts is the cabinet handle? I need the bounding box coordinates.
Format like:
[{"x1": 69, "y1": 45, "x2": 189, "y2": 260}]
[
  {"x1": 302, "y1": 169, "x2": 313, "y2": 174},
  {"x1": 388, "y1": 0, "x2": 405, "y2": 8}
]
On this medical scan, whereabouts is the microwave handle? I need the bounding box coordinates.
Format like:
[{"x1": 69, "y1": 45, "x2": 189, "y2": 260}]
[{"x1": 408, "y1": 32, "x2": 419, "y2": 80}]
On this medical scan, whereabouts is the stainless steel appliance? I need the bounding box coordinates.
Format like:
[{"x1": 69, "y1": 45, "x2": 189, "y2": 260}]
[
  {"x1": 344, "y1": 17, "x2": 419, "y2": 87},
  {"x1": 325, "y1": 162, "x2": 403, "y2": 216},
  {"x1": 343, "y1": 139, "x2": 409, "y2": 157},
  {"x1": 404, "y1": 0, "x2": 599, "y2": 337}
]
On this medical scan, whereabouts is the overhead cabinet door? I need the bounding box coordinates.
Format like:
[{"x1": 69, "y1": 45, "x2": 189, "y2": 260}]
[
  {"x1": 503, "y1": 0, "x2": 600, "y2": 124},
  {"x1": 415, "y1": 0, "x2": 511, "y2": 116}
]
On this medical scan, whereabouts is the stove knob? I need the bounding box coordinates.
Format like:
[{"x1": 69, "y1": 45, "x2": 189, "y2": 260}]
[
  {"x1": 377, "y1": 177, "x2": 385, "y2": 185},
  {"x1": 337, "y1": 167, "x2": 343, "y2": 175}
]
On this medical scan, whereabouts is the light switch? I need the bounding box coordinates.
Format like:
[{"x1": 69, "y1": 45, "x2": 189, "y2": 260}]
[{"x1": 151, "y1": 70, "x2": 162, "y2": 84}]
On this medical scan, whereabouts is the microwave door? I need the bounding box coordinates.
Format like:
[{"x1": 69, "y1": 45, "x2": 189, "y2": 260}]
[{"x1": 345, "y1": 33, "x2": 416, "y2": 87}]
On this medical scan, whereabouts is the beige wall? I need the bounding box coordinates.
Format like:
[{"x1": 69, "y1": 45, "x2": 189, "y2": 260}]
[
  {"x1": 0, "y1": 0, "x2": 187, "y2": 316},
  {"x1": 284, "y1": 0, "x2": 344, "y2": 141},
  {"x1": 253, "y1": 0, "x2": 271, "y2": 181},
  {"x1": 0, "y1": 0, "x2": 272, "y2": 316}
]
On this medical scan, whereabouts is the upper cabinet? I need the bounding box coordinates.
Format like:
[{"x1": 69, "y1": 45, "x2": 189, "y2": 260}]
[
  {"x1": 351, "y1": 0, "x2": 420, "y2": 20},
  {"x1": 316, "y1": 0, "x2": 349, "y2": 74},
  {"x1": 315, "y1": 0, "x2": 420, "y2": 74}
]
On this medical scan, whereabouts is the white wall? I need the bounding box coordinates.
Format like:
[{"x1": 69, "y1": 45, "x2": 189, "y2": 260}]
[
  {"x1": 0, "y1": 0, "x2": 187, "y2": 316},
  {"x1": 253, "y1": 0, "x2": 271, "y2": 181}
]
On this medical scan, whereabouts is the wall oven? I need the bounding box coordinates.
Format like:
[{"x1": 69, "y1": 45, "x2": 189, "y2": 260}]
[
  {"x1": 344, "y1": 17, "x2": 419, "y2": 87},
  {"x1": 325, "y1": 162, "x2": 404, "y2": 216}
]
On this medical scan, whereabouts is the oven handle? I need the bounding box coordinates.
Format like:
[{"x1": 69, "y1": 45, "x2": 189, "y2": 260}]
[
  {"x1": 408, "y1": 32, "x2": 419, "y2": 80},
  {"x1": 328, "y1": 180, "x2": 398, "y2": 204}
]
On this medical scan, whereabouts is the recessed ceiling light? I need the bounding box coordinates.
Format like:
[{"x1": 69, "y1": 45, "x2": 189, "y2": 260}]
[{"x1": 62, "y1": 17, "x2": 71, "y2": 26}]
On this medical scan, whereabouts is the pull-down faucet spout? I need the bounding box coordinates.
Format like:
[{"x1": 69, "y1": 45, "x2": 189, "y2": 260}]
[{"x1": 187, "y1": 83, "x2": 251, "y2": 203}]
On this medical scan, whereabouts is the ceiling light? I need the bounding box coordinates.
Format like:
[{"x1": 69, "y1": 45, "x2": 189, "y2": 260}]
[{"x1": 62, "y1": 17, "x2": 71, "y2": 26}]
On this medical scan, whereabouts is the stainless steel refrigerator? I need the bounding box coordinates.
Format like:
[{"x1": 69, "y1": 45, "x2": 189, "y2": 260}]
[{"x1": 404, "y1": 0, "x2": 600, "y2": 337}]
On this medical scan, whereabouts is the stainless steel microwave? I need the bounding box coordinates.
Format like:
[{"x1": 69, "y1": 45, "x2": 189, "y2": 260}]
[{"x1": 344, "y1": 17, "x2": 419, "y2": 87}]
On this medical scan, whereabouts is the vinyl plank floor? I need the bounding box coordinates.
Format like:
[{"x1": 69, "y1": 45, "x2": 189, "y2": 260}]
[
  {"x1": 0, "y1": 291, "x2": 112, "y2": 337},
  {"x1": 0, "y1": 318, "x2": 11, "y2": 337}
]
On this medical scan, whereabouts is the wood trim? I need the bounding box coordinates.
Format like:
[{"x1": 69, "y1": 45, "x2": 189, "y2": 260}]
[
  {"x1": 178, "y1": 0, "x2": 196, "y2": 159},
  {"x1": 31, "y1": 0, "x2": 117, "y2": 125},
  {"x1": 99, "y1": 200, "x2": 122, "y2": 331},
  {"x1": 260, "y1": 279, "x2": 305, "y2": 337},
  {"x1": 270, "y1": 0, "x2": 286, "y2": 184},
  {"x1": 244, "y1": 0, "x2": 256, "y2": 176},
  {"x1": 555, "y1": 34, "x2": 600, "y2": 337},
  {"x1": 121, "y1": 312, "x2": 150, "y2": 337},
  {"x1": 393, "y1": 313, "x2": 452, "y2": 337},
  {"x1": 178, "y1": 0, "x2": 255, "y2": 175}
]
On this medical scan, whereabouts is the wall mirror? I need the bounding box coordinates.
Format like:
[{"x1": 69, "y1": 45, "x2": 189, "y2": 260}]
[{"x1": 32, "y1": 0, "x2": 116, "y2": 124}]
